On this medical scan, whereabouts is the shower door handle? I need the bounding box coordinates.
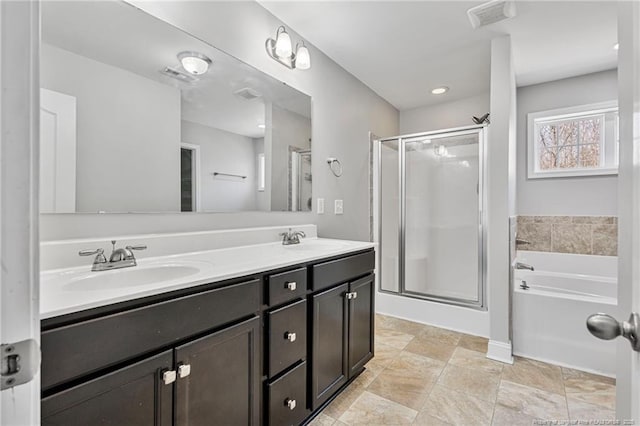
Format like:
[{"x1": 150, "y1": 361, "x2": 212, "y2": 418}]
[{"x1": 586, "y1": 312, "x2": 640, "y2": 352}]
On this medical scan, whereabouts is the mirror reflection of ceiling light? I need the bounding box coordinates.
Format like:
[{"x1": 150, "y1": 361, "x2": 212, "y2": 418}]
[
  {"x1": 431, "y1": 86, "x2": 449, "y2": 95},
  {"x1": 258, "y1": 124, "x2": 266, "y2": 129},
  {"x1": 614, "y1": 43, "x2": 619, "y2": 50},
  {"x1": 265, "y1": 26, "x2": 311, "y2": 70},
  {"x1": 178, "y1": 51, "x2": 212, "y2": 75}
]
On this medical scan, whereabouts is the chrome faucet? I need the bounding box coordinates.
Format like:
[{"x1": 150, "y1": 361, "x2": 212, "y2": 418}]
[
  {"x1": 514, "y1": 262, "x2": 534, "y2": 271},
  {"x1": 79, "y1": 240, "x2": 147, "y2": 271},
  {"x1": 280, "y1": 228, "x2": 306, "y2": 245}
]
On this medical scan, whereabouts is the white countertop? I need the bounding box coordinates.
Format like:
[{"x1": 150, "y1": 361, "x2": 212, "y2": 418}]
[{"x1": 40, "y1": 238, "x2": 375, "y2": 319}]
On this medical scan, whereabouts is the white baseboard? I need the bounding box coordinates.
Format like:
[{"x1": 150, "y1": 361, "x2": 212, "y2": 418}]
[{"x1": 486, "y1": 340, "x2": 514, "y2": 364}]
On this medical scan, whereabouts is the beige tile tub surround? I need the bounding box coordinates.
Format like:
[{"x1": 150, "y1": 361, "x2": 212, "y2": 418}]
[
  {"x1": 310, "y1": 314, "x2": 616, "y2": 426},
  {"x1": 517, "y1": 216, "x2": 618, "y2": 256}
]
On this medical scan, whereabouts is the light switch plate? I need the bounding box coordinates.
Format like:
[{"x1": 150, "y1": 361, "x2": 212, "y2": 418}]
[
  {"x1": 317, "y1": 198, "x2": 325, "y2": 214},
  {"x1": 334, "y1": 199, "x2": 344, "y2": 215}
]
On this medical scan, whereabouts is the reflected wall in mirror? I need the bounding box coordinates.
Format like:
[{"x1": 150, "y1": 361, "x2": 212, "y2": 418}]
[{"x1": 40, "y1": 0, "x2": 312, "y2": 214}]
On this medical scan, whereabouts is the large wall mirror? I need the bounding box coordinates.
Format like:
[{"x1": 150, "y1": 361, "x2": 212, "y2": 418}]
[{"x1": 40, "y1": 1, "x2": 312, "y2": 214}]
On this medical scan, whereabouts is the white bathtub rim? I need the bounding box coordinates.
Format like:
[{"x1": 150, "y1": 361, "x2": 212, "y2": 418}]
[
  {"x1": 512, "y1": 351, "x2": 616, "y2": 379},
  {"x1": 515, "y1": 269, "x2": 616, "y2": 283},
  {"x1": 513, "y1": 286, "x2": 617, "y2": 306}
]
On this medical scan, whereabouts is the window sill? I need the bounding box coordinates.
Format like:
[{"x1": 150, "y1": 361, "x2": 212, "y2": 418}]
[{"x1": 528, "y1": 167, "x2": 618, "y2": 179}]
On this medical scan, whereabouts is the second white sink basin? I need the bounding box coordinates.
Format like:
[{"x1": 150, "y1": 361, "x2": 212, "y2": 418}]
[{"x1": 62, "y1": 263, "x2": 203, "y2": 291}]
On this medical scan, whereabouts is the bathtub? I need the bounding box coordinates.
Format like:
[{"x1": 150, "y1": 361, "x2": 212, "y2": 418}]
[{"x1": 513, "y1": 251, "x2": 618, "y2": 377}]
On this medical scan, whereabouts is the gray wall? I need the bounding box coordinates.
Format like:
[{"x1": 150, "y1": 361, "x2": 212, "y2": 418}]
[
  {"x1": 516, "y1": 69, "x2": 618, "y2": 216},
  {"x1": 270, "y1": 105, "x2": 311, "y2": 211},
  {"x1": 399, "y1": 93, "x2": 490, "y2": 134},
  {"x1": 181, "y1": 120, "x2": 258, "y2": 212},
  {"x1": 41, "y1": 43, "x2": 181, "y2": 213},
  {"x1": 41, "y1": 1, "x2": 399, "y2": 241}
]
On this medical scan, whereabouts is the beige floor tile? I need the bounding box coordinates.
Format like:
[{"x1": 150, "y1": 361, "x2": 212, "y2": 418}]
[
  {"x1": 367, "y1": 342, "x2": 402, "y2": 376},
  {"x1": 437, "y1": 364, "x2": 501, "y2": 402},
  {"x1": 502, "y1": 357, "x2": 564, "y2": 395},
  {"x1": 566, "y1": 391, "x2": 615, "y2": 410},
  {"x1": 367, "y1": 351, "x2": 444, "y2": 410},
  {"x1": 375, "y1": 328, "x2": 415, "y2": 350},
  {"x1": 323, "y1": 379, "x2": 367, "y2": 419},
  {"x1": 491, "y1": 405, "x2": 537, "y2": 426},
  {"x1": 562, "y1": 367, "x2": 616, "y2": 394},
  {"x1": 309, "y1": 412, "x2": 337, "y2": 426},
  {"x1": 567, "y1": 397, "x2": 616, "y2": 421},
  {"x1": 496, "y1": 380, "x2": 568, "y2": 420},
  {"x1": 339, "y1": 391, "x2": 418, "y2": 425},
  {"x1": 375, "y1": 314, "x2": 426, "y2": 336},
  {"x1": 448, "y1": 347, "x2": 504, "y2": 374},
  {"x1": 420, "y1": 385, "x2": 494, "y2": 426},
  {"x1": 419, "y1": 325, "x2": 462, "y2": 346},
  {"x1": 458, "y1": 334, "x2": 489, "y2": 353},
  {"x1": 404, "y1": 335, "x2": 457, "y2": 362},
  {"x1": 412, "y1": 411, "x2": 452, "y2": 425}
]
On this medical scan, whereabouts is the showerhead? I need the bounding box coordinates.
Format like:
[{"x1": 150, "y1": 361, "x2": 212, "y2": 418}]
[{"x1": 472, "y1": 113, "x2": 490, "y2": 125}]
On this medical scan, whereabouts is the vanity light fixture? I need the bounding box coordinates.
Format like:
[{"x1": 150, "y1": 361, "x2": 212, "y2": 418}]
[
  {"x1": 266, "y1": 26, "x2": 311, "y2": 70},
  {"x1": 431, "y1": 86, "x2": 449, "y2": 95},
  {"x1": 178, "y1": 51, "x2": 212, "y2": 75}
]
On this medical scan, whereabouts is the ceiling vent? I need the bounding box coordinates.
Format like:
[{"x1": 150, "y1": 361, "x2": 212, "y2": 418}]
[
  {"x1": 159, "y1": 66, "x2": 198, "y2": 83},
  {"x1": 233, "y1": 87, "x2": 262, "y2": 101},
  {"x1": 467, "y1": 0, "x2": 516, "y2": 29}
]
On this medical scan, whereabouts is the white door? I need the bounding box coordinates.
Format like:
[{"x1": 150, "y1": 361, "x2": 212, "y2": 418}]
[
  {"x1": 0, "y1": 1, "x2": 41, "y2": 425},
  {"x1": 40, "y1": 88, "x2": 76, "y2": 213}
]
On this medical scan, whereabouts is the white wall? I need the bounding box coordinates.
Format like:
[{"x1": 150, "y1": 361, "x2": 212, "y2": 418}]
[
  {"x1": 40, "y1": 43, "x2": 181, "y2": 213},
  {"x1": 181, "y1": 120, "x2": 258, "y2": 212},
  {"x1": 41, "y1": 1, "x2": 399, "y2": 241},
  {"x1": 399, "y1": 93, "x2": 489, "y2": 134},
  {"x1": 516, "y1": 69, "x2": 618, "y2": 216},
  {"x1": 270, "y1": 105, "x2": 312, "y2": 211}
]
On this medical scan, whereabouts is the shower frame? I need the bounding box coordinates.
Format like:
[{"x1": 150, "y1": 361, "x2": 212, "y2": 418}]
[{"x1": 374, "y1": 124, "x2": 488, "y2": 309}]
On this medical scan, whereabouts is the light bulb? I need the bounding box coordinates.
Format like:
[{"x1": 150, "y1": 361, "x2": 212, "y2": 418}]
[
  {"x1": 275, "y1": 28, "x2": 293, "y2": 59},
  {"x1": 431, "y1": 86, "x2": 449, "y2": 95},
  {"x1": 295, "y1": 44, "x2": 311, "y2": 70}
]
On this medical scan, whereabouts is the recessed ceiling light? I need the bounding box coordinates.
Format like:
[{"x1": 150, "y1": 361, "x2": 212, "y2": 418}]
[
  {"x1": 258, "y1": 124, "x2": 266, "y2": 129},
  {"x1": 614, "y1": 43, "x2": 619, "y2": 50},
  {"x1": 431, "y1": 86, "x2": 449, "y2": 95}
]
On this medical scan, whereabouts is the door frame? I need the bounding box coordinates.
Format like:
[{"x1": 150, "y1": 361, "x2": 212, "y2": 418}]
[
  {"x1": 180, "y1": 142, "x2": 201, "y2": 212},
  {"x1": 0, "y1": 1, "x2": 41, "y2": 424}
]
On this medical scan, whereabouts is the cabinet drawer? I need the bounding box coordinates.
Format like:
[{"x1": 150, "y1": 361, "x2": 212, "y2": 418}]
[
  {"x1": 267, "y1": 299, "x2": 307, "y2": 377},
  {"x1": 267, "y1": 361, "x2": 308, "y2": 426},
  {"x1": 42, "y1": 279, "x2": 260, "y2": 391},
  {"x1": 268, "y1": 267, "x2": 307, "y2": 306},
  {"x1": 312, "y1": 250, "x2": 375, "y2": 291}
]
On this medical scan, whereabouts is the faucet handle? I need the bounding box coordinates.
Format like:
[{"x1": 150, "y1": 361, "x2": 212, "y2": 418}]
[
  {"x1": 125, "y1": 245, "x2": 147, "y2": 251},
  {"x1": 79, "y1": 248, "x2": 104, "y2": 257}
]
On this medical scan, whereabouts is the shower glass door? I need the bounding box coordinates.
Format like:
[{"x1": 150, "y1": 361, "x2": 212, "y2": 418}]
[
  {"x1": 376, "y1": 126, "x2": 485, "y2": 308},
  {"x1": 402, "y1": 129, "x2": 483, "y2": 305}
]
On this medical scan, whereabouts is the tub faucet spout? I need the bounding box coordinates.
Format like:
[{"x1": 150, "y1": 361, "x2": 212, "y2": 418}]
[{"x1": 515, "y1": 262, "x2": 534, "y2": 271}]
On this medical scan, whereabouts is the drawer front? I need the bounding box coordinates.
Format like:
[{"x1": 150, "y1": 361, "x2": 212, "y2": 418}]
[
  {"x1": 268, "y1": 267, "x2": 307, "y2": 306},
  {"x1": 267, "y1": 361, "x2": 308, "y2": 426},
  {"x1": 312, "y1": 250, "x2": 375, "y2": 291},
  {"x1": 42, "y1": 279, "x2": 261, "y2": 391},
  {"x1": 268, "y1": 299, "x2": 307, "y2": 377}
]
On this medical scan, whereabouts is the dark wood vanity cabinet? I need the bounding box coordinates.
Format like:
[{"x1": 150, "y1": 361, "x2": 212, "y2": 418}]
[{"x1": 40, "y1": 248, "x2": 375, "y2": 426}]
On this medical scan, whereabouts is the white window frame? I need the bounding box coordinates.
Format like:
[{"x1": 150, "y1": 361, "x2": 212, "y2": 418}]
[{"x1": 527, "y1": 100, "x2": 619, "y2": 179}]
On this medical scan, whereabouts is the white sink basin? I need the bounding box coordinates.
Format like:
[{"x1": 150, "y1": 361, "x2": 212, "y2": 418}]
[{"x1": 61, "y1": 263, "x2": 204, "y2": 291}]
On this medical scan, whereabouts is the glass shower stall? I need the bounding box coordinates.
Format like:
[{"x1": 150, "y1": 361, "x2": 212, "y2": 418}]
[{"x1": 375, "y1": 125, "x2": 487, "y2": 308}]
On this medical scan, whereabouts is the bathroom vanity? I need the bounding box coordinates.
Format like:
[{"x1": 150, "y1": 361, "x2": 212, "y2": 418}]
[{"x1": 39, "y1": 234, "x2": 375, "y2": 425}]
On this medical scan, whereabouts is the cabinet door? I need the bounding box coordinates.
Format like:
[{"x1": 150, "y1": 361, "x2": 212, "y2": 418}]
[
  {"x1": 311, "y1": 283, "x2": 349, "y2": 410},
  {"x1": 42, "y1": 350, "x2": 173, "y2": 426},
  {"x1": 174, "y1": 316, "x2": 260, "y2": 426},
  {"x1": 348, "y1": 274, "x2": 375, "y2": 376}
]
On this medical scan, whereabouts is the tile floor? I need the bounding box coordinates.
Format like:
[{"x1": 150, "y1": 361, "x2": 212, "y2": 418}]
[{"x1": 310, "y1": 314, "x2": 616, "y2": 426}]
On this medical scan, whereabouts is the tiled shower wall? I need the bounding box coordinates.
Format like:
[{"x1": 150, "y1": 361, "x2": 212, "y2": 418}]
[{"x1": 516, "y1": 216, "x2": 618, "y2": 256}]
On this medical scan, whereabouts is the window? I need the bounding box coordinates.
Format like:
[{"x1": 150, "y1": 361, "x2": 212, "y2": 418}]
[{"x1": 527, "y1": 101, "x2": 618, "y2": 179}]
